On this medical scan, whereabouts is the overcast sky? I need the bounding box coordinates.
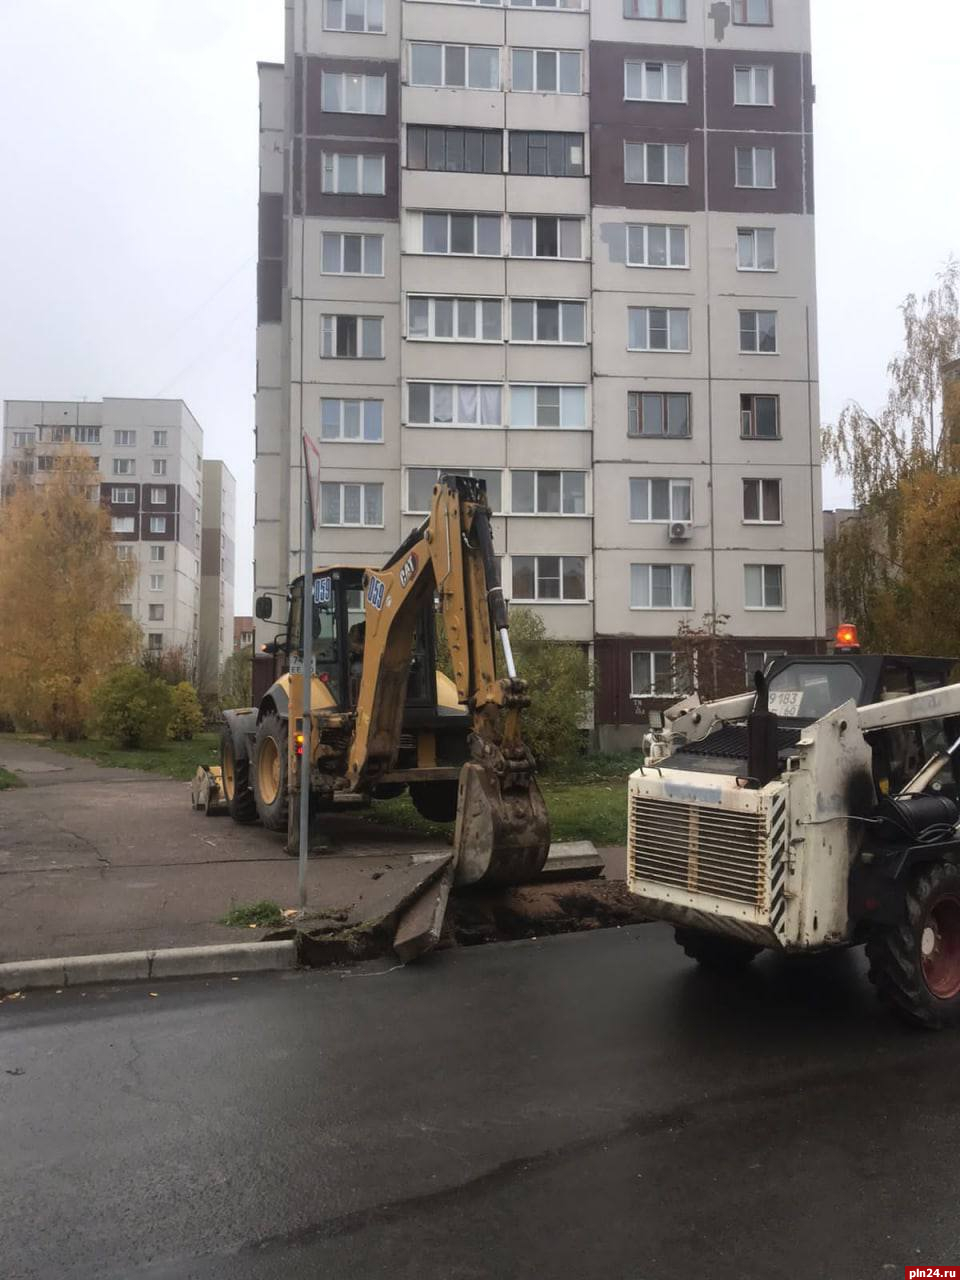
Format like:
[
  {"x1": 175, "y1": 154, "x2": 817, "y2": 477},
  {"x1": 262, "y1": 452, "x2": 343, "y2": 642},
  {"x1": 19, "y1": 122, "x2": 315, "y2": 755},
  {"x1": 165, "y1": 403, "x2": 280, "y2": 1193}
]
[{"x1": 1, "y1": 0, "x2": 958, "y2": 610}]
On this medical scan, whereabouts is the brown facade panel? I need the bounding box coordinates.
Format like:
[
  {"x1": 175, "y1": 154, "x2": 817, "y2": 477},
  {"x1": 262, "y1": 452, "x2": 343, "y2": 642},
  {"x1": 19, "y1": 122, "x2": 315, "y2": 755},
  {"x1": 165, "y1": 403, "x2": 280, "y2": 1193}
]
[
  {"x1": 590, "y1": 123, "x2": 705, "y2": 212},
  {"x1": 590, "y1": 41, "x2": 705, "y2": 131},
  {"x1": 706, "y1": 131, "x2": 809, "y2": 215},
  {"x1": 595, "y1": 634, "x2": 824, "y2": 728},
  {"x1": 303, "y1": 137, "x2": 400, "y2": 219},
  {"x1": 705, "y1": 48, "x2": 804, "y2": 133},
  {"x1": 201, "y1": 527, "x2": 222, "y2": 577},
  {"x1": 296, "y1": 55, "x2": 400, "y2": 140}
]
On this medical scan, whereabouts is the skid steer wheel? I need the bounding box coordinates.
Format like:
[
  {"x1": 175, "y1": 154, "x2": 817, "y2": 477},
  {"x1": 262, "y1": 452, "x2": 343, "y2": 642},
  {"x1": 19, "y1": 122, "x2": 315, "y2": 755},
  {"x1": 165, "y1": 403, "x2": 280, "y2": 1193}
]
[
  {"x1": 253, "y1": 713, "x2": 290, "y2": 833},
  {"x1": 220, "y1": 725, "x2": 257, "y2": 824},
  {"x1": 409, "y1": 780, "x2": 460, "y2": 824},
  {"x1": 674, "y1": 928, "x2": 762, "y2": 973},
  {"x1": 866, "y1": 862, "x2": 960, "y2": 1030}
]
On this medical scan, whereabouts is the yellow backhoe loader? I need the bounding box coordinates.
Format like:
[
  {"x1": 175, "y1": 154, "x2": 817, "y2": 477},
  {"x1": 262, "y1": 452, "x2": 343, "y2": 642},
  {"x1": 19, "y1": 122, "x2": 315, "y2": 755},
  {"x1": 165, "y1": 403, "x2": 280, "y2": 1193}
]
[{"x1": 219, "y1": 475, "x2": 550, "y2": 887}]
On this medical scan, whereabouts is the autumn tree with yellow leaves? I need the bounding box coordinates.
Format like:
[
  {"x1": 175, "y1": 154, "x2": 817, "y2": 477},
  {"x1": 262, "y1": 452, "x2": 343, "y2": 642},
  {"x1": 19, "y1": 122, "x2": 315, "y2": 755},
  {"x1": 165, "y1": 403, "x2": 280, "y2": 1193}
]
[{"x1": 0, "y1": 450, "x2": 139, "y2": 738}]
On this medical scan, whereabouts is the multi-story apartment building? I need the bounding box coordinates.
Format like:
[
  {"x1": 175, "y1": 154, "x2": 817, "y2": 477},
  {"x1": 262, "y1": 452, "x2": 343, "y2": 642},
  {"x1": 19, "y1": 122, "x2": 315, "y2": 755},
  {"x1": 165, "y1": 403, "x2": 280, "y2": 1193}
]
[
  {"x1": 198, "y1": 461, "x2": 237, "y2": 691},
  {"x1": 2, "y1": 398, "x2": 234, "y2": 677},
  {"x1": 255, "y1": 0, "x2": 823, "y2": 748}
]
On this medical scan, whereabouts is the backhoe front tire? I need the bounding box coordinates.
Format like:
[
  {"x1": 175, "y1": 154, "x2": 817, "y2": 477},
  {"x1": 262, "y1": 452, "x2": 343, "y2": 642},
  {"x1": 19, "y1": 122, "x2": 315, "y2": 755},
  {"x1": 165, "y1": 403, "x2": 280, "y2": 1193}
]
[
  {"x1": 409, "y1": 780, "x2": 460, "y2": 824},
  {"x1": 220, "y1": 724, "x2": 257, "y2": 824},
  {"x1": 253, "y1": 713, "x2": 289, "y2": 832},
  {"x1": 674, "y1": 928, "x2": 762, "y2": 973},
  {"x1": 866, "y1": 861, "x2": 960, "y2": 1030}
]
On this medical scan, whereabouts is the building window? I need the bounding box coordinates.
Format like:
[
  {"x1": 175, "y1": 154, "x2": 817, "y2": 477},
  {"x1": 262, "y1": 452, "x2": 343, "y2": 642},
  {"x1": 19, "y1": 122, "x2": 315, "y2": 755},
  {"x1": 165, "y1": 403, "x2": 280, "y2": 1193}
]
[
  {"x1": 79, "y1": 426, "x2": 102, "y2": 444},
  {"x1": 152, "y1": 459, "x2": 167, "y2": 477},
  {"x1": 323, "y1": 0, "x2": 384, "y2": 32},
  {"x1": 509, "y1": 385, "x2": 586, "y2": 429},
  {"x1": 321, "y1": 315, "x2": 384, "y2": 359},
  {"x1": 321, "y1": 232, "x2": 383, "y2": 276},
  {"x1": 629, "y1": 478, "x2": 691, "y2": 523},
  {"x1": 624, "y1": 142, "x2": 687, "y2": 186},
  {"x1": 150, "y1": 545, "x2": 165, "y2": 562},
  {"x1": 733, "y1": 0, "x2": 772, "y2": 25},
  {"x1": 735, "y1": 146, "x2": 776, "y2": 189},
  {"x1": 150, "y1": 487, "x2": 167, "y2": 504},
  {"x1": 632, "y1": 391, "x2": 691, "y2": 437},
  {"x1": 624, "y1": 60, "x2": 686, "y2": 103},
  {"x1": 408, "y1": 296, "x2": 502, "y2": 342},
  {"x1": 631, "y1": 563, "x2": 693, "y2": 610},
  {"x1": 115, "y1": 544, "x2": 134, "y2": 561},
  {"x1": 11, "y1": 430, "x2": 36, "y2": 447},
  {"x1": 734, "y1": 65, "x2": 774, "y2": 106},
  {"x1": 737, "y1": 227, "x2": 776, "y2": 271},
  {"x1": 113, "y1": 458, "x2": 135, "y2": 476},
  {"x1": 112, "y1": 516, "x2": 135, "y2": 534},
  {"x1": 510, "y1": 299, "x2": 586, "y2": 344},
  {"x1": 406, "y1": 127, "x2": 502, "y2": 174},
  {"x1": 511, "y1": 471, "x2": 587, "y2": 515},
  {"x1": 740, "y1": 310, "x2": 778, "y2": 354},
  {"x1": 408, "y1": 383, "x2": 502, "y2": 427},
  {"x1": 628, "y1": 307, "x2": 690, "y2": 352},
  {"x1": 741, "y1": 394, "x2": 780, "y2": 439},
  {"x1": 149, "y1": 574, "x2": 165, "y2": 591},
  {"x1": 320, "y1": 399, "x2": 384, "y2": 442},
  {"x1": 511, "y1": 48, "x2": 581, "y2": 94},
  {"x1": 148, "y1": 604, "x2": 165, "y2": 622},
  {"x1": 114, "y1": 430, "x2": 136, "y2": 446},
  {"x1": 512, "y1": 555, "x2": 586, "y2": 601},
  {"x1": 510, "y1": 216, "x2": 582, "y2": 260},
  {"x1": 152, "y1": 429, "x2": 167, "y2": 447},
  {"x1": 743, "y1": 478, "x2": 782, "y2": 523},
  {"x1": 745, "y1": 649, "x2": 785, "y2": 686},
  {"x1": 420, "y1": 211, "x2": 501, "y2": 256},
  {"x1": 147, "y1": 633, "x2": 164, "y2": 651},
  {"x1": 511, "y1": 0, "x2": 583, "y2": 7},
  {"x1": 111, "y1": 487, "x2": 136, "y2": 504},
  {"x1": 13, "y1": 460, "x2": 35, "y2": 475},
  {"x1": 626, "y1": 224, "x2": 687, "y2": 268},
  {"x1": 410, "y1": 42, "x2": 500, "y2": 89},
  {"x1": 508, "y1": 131, "x2": 584, "y2": 177},
  {"x1": 320, "y1": 481, "x2": 384, "y2": 527},
  {"x1": 321, "y1": 71, "x2": 386, "y2": 114},
  {"x1": 118, "y1": 603, "x2": 133, "y2": 618},
  {"x1": 36, "y1": 455, "x2": 54, "y2": 471},
  {"x1": 321, "y1": 152, "x2": 385, "y2": 195},
  {"x1": 631, "y1": 651, "x2": 675, "y2": 697},
  {"x1": 407, "y1": 468, "x2": 502, "y2": 514},
  {"x1": 745, "y1": 564, "x2": 784, "y2": 609},
  {"x1": 150, "y1": 516, "x2": 167, "y2": 534},
  {"x1": 624, "y1": 0, "x2": 685, "y2": 17}
]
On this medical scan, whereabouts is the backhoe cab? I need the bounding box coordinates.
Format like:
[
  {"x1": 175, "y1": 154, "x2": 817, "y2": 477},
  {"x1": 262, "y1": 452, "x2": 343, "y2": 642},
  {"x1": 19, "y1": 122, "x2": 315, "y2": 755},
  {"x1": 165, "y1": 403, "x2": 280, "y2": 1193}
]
[
  {"x1": 220, "y1": 475, "x2": 550, "y2": 888},
  {"x1": 630, "y1": 643, "x2": 960, "y2": 1028}
]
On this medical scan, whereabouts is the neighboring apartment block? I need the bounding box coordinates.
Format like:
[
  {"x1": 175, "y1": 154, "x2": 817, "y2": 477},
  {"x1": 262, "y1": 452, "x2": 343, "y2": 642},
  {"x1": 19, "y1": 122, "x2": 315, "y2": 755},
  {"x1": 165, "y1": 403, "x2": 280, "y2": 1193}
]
[
  {"x1": 2, "y1": 398, "x2": 234, "y2": 678},
  {"x1": 255, "y1": 0, "x2": 824, "y2": 748},
  {"x1": 199, "y1": 461, "x2": 237, "y2": 691}
]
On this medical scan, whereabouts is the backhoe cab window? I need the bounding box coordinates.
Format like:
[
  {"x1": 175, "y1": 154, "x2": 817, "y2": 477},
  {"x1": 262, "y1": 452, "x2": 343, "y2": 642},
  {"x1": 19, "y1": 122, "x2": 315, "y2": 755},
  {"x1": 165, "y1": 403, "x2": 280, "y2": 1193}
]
[
  {"x1": 291, "y1": 580, "x2": 342, "y2": 701},
  {"x1": 766, "y1": 662, "x2": 863, "y2": 721}
]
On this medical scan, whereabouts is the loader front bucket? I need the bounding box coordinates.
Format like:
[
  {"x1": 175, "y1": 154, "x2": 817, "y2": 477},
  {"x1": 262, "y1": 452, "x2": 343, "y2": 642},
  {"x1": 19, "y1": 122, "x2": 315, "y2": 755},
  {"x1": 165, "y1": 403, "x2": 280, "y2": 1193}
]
[{"x1": 452, "y1": 762, "x2": 550, "y2": 887}]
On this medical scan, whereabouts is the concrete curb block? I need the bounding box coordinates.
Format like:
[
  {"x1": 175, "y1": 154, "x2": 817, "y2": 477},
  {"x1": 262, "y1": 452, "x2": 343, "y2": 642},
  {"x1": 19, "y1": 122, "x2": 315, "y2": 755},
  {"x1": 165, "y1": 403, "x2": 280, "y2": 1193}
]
[{"x1": 0, "y1": 940, "x2": 298, "y2": 994}]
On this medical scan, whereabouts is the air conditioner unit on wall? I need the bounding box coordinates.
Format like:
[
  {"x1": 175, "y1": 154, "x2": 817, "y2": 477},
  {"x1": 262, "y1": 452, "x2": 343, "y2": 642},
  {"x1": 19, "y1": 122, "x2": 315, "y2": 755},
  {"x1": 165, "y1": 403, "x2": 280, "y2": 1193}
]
[{"x1": 669, "y1": 521, "x2": 692, "y2": 541}]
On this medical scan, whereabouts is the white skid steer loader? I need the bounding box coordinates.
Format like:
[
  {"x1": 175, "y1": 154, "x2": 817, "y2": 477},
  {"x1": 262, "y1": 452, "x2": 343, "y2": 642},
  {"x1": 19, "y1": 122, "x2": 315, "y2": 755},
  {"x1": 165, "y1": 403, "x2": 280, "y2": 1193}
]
[{"x1": 629, "y1": 633, "x2": 960, "y2": 1028}]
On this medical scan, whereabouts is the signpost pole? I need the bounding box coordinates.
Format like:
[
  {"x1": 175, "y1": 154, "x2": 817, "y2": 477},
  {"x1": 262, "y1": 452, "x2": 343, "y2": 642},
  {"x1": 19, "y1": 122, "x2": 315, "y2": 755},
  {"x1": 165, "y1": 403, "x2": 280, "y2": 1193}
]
[{"x1": 298, "y1": 440, "x2": 314, "y2": 913}]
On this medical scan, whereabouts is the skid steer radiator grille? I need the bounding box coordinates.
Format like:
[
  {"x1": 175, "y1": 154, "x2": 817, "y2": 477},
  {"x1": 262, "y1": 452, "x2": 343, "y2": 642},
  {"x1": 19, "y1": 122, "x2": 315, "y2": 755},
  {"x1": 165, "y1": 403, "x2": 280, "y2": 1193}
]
[{"x1": 629, "y1": 796, "x2": 767, "y2": 908}]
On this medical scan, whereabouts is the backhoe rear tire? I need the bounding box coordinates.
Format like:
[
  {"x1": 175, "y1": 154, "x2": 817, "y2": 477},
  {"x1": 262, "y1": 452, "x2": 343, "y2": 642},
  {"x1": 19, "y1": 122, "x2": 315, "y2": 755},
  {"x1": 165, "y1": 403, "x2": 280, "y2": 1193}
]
[
  {"x1": 409, "y1": 780, "x2": 460, "y2": 824},
  {"x1": 220, "y1": 724, "x2": 257, "y2": 824},
  {"x1": 674, "y1": 928, "x2": 762, "y2": 973},
  {"x1": 253, "y1": 713, "x2": 289, "y2": 833},
  {"x1": 866, "y1": 861, "x2": 960, "y2": 1030}
]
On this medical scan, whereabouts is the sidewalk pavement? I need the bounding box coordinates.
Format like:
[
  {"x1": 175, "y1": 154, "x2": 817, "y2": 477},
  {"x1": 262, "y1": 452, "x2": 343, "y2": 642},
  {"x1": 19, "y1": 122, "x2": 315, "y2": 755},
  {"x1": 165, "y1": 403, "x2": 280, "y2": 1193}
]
[{"x1": 0, "y1": 739, "x2": 628, "y2": 964}]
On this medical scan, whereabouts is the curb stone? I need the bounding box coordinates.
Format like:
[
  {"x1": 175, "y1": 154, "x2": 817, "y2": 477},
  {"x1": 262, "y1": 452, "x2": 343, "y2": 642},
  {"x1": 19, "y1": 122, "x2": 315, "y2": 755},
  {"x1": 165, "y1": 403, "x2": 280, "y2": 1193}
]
[{"x1": 0, "y1": 940, "x2": 298, "y2": 994}]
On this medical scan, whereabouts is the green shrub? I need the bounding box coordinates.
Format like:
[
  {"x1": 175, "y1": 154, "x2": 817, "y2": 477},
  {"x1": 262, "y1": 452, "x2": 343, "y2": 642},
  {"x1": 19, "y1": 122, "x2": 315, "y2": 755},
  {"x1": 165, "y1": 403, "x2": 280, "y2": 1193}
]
[
  {"x1": 219, "y1": 644, "x2": 254, "y2": 712},
  {"x1": 167, "y1": 682, "x2": 205, "y2": 741},
  {"x1": 94, "y1": 666, "x2": 174, "y2": 748}
]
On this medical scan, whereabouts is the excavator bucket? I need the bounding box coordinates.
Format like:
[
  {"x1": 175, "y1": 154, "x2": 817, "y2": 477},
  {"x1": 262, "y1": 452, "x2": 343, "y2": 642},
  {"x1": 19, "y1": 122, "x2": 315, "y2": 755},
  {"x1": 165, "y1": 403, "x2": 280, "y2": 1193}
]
[{"x1": 453, "y1": 762, "x2": 551, "y2": 887}]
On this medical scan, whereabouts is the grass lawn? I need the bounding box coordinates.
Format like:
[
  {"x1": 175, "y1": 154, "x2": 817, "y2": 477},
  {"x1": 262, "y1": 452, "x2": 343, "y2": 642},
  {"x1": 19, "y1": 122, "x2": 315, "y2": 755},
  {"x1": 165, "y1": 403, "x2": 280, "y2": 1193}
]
[
  {"x1": 366, "y1": 751, "x2": 642, "y2": 848},
  {"x1": 3, "y1": 732, "x2": 221, "y2": 782},
  {"x1": 0, "y1": 766, "x2": 25, "y2": 790}
]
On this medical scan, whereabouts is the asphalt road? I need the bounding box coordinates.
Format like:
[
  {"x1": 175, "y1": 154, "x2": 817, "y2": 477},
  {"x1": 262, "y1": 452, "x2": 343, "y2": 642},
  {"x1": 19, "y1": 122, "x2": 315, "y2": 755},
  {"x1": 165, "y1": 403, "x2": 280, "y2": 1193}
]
[{"x1": 3, "y1": 924, "x2": 960, "y2": 1280}]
